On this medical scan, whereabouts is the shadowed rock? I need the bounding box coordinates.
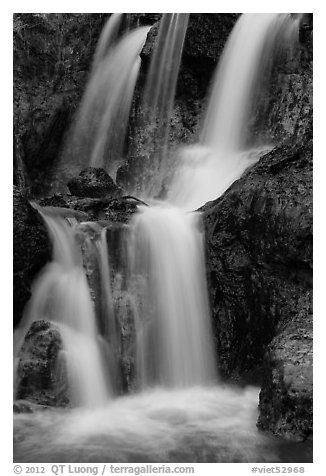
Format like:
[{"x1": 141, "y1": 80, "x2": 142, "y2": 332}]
[
  {"x1": 67, "y1": 167, "x2": 123, "y2": 199},
  {"x1": 257, "y1": 292, "x2": 312, "y2": 441},
  {"x1": 13, "y1": 186, "x2": 51, "y2": 327},
  {"x1": 203, "y1": 133, "x2": 312, "y2": 440},
  {"x1": 15, "y1": 320, "x2": 69, "y2": 407}
]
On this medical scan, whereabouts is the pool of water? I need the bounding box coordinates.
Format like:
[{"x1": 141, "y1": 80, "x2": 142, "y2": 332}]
[{"x1": 13, "y1": 385, "x2": 312, "y2": 463}]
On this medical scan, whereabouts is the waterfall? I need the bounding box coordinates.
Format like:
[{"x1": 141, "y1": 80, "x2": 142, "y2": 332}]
[
  {"x1": 168, "y1": 13, "x2": 301, "y2": 211},
  {"x1": 91, "y1": 13, "x2": 123, "y2": 73},
  {"x1": 95, "y1": 227, "x2": 120, "y2": 392},
  {"x1": 201, "y1": 14, "x2": 293, "y2": 151},
  {"x1": 14, "y1": 13, "x2": 310, "y2": 464},
  {"x1": 123, "y1": 13, "x2": 301, "y2": 390},
  {"x1": 58, "y1": 23, "x2": 150, "y2": 182},
  {"x1": 135, "y1": 13, "x2": 189, "y2": 198},
  {"x1": 14, "y1": 213, "x2": 111, "y2": 407},
  {"x1": 128, "y1": 204, "x2": 216, "y2": 388}
]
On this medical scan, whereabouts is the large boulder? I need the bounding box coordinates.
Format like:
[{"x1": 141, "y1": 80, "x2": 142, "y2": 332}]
[
  {"x1": 67, "y1": 167, "x2": 123, "y2": 199},
  {"x1": 13, "y1": 186, "x2": 51, "y2": 326},
  {"x1": 15, "y1": 320, "x2": 69, "y2": 407},
  {"x1": 252, "y1": 14, "x2": 313, "y2": 147}
]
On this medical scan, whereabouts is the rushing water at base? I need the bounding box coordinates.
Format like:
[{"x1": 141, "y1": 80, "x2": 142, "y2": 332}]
[{"x1": 14, "y1": 386, "x2": 312, "y2": 463}]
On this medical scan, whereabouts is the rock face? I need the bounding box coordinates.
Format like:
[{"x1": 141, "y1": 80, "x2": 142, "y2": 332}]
[
  {"x1": 15, "y1": 320, "x2": 69, "y2": 407},
  {"x1": 114, "y1": 292, "x2": 137, "y2": 393},
  {"x1": 203, "y1": 133, "x2": 312, "y2": 437},
  {"x1": 13, "y1": 13, "x2": 110, "y2": 194},
  {"x1": 252, "y1": 14, "x2": 313, "y2": 147},
  {"x1": 67, "y1": 167, "x2": 123, "y2": 199},
  {"x1": 13, "y1": 186, "x2": 51, "y2": 327},
  {"x1": 257, "y1": 294, "x2": 313, "y2": 440},
  {"x1": 39, "y1": 193, "x2": 141, "y2": 224}
]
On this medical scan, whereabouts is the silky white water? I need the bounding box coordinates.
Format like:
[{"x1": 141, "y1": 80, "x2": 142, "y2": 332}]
[
  {"x1": 122, "y1": 14, "x2": 301, "y2": 391},
  {"x1": 15, "y1": 386, "x2": 278, "y2": 463},
  {"x1": 91, "y1": 13, "x2": 123, "y2": 73},
  {"x1": 59, "y1": 23, "x2": 149, "y2": 181},
  {"x1": 14, "y1": 213, "x2": 111, "y2": 407},
  {"x1": 128, "y1": 204, "x2": 216, "y2": 389},
  {"x1": 136, "y1": 14, "x2": 189, "y2": 197},
  {"x1": 168, "y1": 14, "x2": 300, "y2": 211},
  {"x1": 14, "y1": 13, "x2": 306, "y2": 463}
]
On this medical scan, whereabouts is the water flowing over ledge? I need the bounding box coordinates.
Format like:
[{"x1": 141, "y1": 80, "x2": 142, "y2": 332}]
[{"x1": 13, "y1": 12, "x2": 311, "y2": 463}]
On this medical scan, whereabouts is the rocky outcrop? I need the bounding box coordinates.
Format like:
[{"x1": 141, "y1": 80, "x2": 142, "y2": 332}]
[
  {"x1": 257, "y1": 293, "x2": 313, "y2": 440},
  {"x1": 13, "y1": 186, "x2": 51, "y2": 327},
  {"x1": 251, "y1": 14, "x2": 312, "y2": 147},
  {"x1": 203, "y1": 133, "x2": 312, "y2": 437},
  {"x1": 15, "y1": 320, "x2": 69, "y2": 407},
  {"x1": 203, "y1": 134, "x2": 312, "y2": 374},
  {"x1": 39, "y1": 193, "x2": 141, "y2": 223},
  {"x1": 67, "y1": 167, "x2": 123, "y2": 199}
]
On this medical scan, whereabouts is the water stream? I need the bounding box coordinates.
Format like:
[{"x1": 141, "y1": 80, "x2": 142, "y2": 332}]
[
  {"x1": 58, "y1": 20, "x2": 150, "y2": 182},
  {"x1": 128, "y1": 204, "x2": 216, "y2": 389},
  {"x1": 14, "y1": 13, "x2": 308, "y2": 463},
  {"x1": 14, "y1": 213, "x2": 111, "y2": 407},
  {"x1": 139, "y1": 14, "x2": 190, "y2": 198},
  {"x1": 168, "y1": 13, "x2": 301, "y2": 210}
]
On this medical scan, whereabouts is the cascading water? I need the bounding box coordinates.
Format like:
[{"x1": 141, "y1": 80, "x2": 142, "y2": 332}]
[
  {"x1": 132, "y1": 13, "x2": 189, "y2": 197},
  {"x1": 91, "y1": 13, "x2": 123, "y2": 73},
  {"x1": 124, "y1": 13, "x2": 302, "y2": 391},
  {"x1": 168, "y1": 13, "x2": 301, "y2": 211},
  {"x1": 58, "y1": 21, "x2": 150, "y2": 182},
  {"x1": 14, "y1": 212, "x2": 111, "y2": 407},
  {"x1": 128, "y1": 205, "x2": 216, "y2": 389},
  {"x1": 14, "y1": 13, "x2": 310, "y2": 464}
]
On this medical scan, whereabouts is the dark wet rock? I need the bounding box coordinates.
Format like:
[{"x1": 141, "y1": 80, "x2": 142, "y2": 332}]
[
  {"x1": 39, "y1": 193, "x2": 68, "y2": 208},
  {"x1": 67, "y1": 167, "x2": 123, "y2": 199},
  {"x1": 16, "y1": 320, "x2": 69, "y2": 407},
  {"x1": 116, "y1": 155, "x2": 150, "y2": 194},
  {"x1": 203, "y1": 135, "x2": 312, "y2": 376},
  {"x1": 203, "y1": 134, "x2": 312, "y2": 439},
  {"x1": 257, "y1": 292, "x2": 313, "y2": 441},
  {"x1": 36, "y1": 193, "x2": 141, "y2": 224},
  {"x1": 13, "y1": 399, "x2": 54, "y2": 413},
  {"x1": 63, "y1": 196, "x2": 113, "y2": 221},
  {"x1": 114, "y1": 292, "x2": 137, "y2": 393},
  {"x1": 13, "y1": 127, "x2": 29, "y2": 192},
  {"x1": 13, "y1": 186, "x2": 51, "y2": 327},
  {"x1": 104, "y1": 197, "x2": 143, "y2": 223}
]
